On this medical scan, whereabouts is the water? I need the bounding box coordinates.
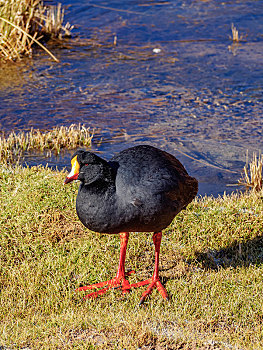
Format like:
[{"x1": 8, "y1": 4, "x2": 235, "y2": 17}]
[{"x1": 0, "y1": 0, "x2": 263, "y2": 196}]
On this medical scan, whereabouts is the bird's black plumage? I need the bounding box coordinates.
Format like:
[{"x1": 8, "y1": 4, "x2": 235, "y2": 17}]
[{"x1": 70, "y1": 145, "x2": 198, "y2": 234}]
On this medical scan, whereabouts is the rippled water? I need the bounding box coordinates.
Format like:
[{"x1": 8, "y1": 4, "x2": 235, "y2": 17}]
[{"x1": 0, "y1": 0, "x2": 263, "y2": 195}]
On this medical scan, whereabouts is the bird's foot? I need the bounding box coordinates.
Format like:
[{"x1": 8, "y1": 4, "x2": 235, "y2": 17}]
[
  {"x1": 75, "y1": 270, "x2": 135, "y2": 299},
  {"x1": 130, "y1": 277, "x2": 169, "y2": 305},
  {"x1": 76, "y1": 274, "x2": 168, "y2": 304}
]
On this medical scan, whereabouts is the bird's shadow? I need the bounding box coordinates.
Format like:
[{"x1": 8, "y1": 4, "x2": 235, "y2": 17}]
[
  {"x1": 159, "y1": 235, "x2": 263, "y2": 286},
  {"x1": 188, "y1": 235, "x2": 263, "y2": 271}
]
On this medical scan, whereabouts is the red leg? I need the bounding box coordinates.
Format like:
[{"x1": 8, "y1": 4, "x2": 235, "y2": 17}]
[
  {"x1": 76, "y1": 232, "x2": 134, "y2": 299},
  {"x1": 130, "y1": 231, "x2": 169, "y2": 305},
  {"x1": 76, "y1": 231, "x2": 168, "y2": 304}
]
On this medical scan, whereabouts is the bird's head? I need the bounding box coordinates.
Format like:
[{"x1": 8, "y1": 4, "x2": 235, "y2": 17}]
[{"x1": 64, "y1": 150, "x2": 113, "y2": 185}]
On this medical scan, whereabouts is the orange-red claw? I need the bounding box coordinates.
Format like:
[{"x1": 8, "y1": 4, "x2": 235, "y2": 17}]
[
  {"x1": 76, "y1": 276, "x2": 128, "y2": 299},
  {"x1": 156, "y1": 280, "x2": 169, "y2": 300},
  {"x1": 75, "y1": 279, "x2": 109, "y2": 292},
  {"x1": 138, "y1": 279, "x2": 169, "y2": 306},
  {"x1": 139, "y1": 295, "x2": 147, "y2": 306},
  {"x1": 84, "y1": 286, "x2": 111, "y2": 299}
]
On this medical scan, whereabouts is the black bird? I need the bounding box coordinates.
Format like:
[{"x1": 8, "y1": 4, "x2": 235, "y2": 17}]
[{"x1": 64, "y1": 145, "x2": 198, "y2": 304}]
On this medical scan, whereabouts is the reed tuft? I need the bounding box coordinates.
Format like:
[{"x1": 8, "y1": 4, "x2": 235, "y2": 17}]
[
  {"x1": 0, "y1": 124, "x2": 94, "y2": 164},
  {"x1": 0, "y1": 0, "x2": 73, "y2": 61},
  {"x1": 238, "y1": 151, "x2": 263, "y2": 192},
  {"x1": 230, "y1": 23, "x2": 239, "y2": 42}
]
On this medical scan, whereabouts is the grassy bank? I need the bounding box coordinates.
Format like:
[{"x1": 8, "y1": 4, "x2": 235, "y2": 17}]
[{"x1": 0, "y1": 165, "x2": 263, "y2": 349}]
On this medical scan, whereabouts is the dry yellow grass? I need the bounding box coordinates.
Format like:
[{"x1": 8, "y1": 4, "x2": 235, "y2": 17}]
[
  {"x1": 0, "y1": 124, "x2": 94, "y2": 164},
  {"x1": 32, "y1": 2, "x2": 73, "y2": 39},
  {"x1": 230, "y1": 23, "x2": 239, "y2": 42},
  {"x1": 0, "y1": 0, "x2": 73, "y2": 61},
  {"x1": 238, "y1": 152, "x2": 263, "y2": 192}
]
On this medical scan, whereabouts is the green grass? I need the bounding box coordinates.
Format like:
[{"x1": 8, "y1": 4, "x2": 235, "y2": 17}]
[{"x1": 1, "y1": 164, "x2": 263, "y2": 349}]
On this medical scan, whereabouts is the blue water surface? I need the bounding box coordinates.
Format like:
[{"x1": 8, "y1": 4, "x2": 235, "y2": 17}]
[{"x1": 0, "y1": 0, "x2": 263, "y2": 195}]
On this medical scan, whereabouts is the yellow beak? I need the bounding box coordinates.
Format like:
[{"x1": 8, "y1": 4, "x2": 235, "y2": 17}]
[{"x1": 64, "y1": 155, "x2": 80, "y2": 184}]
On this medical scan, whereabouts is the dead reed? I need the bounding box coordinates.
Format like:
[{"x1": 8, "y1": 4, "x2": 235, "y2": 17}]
[
  {"x1": 230, "y1": 23, "x2": 239, "y2": 42},
  {"x1": 32, "y1": 2, "x2": 73, "y2": 39},
  {"x1": 0, "y1": 0, "x2": 73, "y2": 61},
  {"x1": 228, "y1": 23, "x2": 247, "y2": 55},
  {"x1": 238, "y1": 152, "x2": 263, "y2": 192},
  {"x1": 0, "y1": 124, "x2": 94, "y2": 164}
]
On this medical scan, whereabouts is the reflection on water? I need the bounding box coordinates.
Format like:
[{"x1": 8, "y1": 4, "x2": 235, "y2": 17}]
[{"x1": 0, "y1": 0, "x2": 263, "y2": 196}]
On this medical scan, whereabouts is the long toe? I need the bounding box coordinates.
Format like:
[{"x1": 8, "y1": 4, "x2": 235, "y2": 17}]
[
  {"x1": 156, "y1": 280, "x2": 169, "y2": 300},
  {"x1": 139, "y1": 281, "x2": 156, "y2": 305},
  {"x1": 76, "y1": 279, "x2": 110, "y2": 292},
  {"x1": 84, "y1": 286, "x2": 111, "y2": 299},
  {"x1": 139, "y1": 279, "x2": 169, "y2": 305},
  {"x1": 76, "y1": 276, "x2": 133, "y2": 299}
]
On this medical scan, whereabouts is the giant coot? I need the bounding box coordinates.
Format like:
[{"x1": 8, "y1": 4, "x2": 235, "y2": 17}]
[{"x1": 64, "y1": 145, "x2": 198, "y2": 304}]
